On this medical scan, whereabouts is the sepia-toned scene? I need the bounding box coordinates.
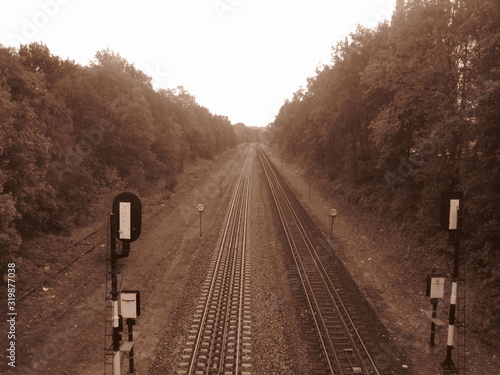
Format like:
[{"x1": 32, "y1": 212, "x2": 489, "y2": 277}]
[{"x1": 0, "y1": 1, "x2": 498, "y2": 374}]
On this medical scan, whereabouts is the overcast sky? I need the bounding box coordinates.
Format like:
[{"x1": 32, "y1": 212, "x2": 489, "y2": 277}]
[{"x1": 0, "y1": 0, "x2": 396, "y2": 127}]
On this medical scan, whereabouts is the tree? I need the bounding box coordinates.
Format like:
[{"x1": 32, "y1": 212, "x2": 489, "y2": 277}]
[
  {"x1": 0, "y1": 46, "x2": 58, "y2": 236},
  {"x1": 0, "y1": 43, "x2": 237, "y2": 263},
  {"x1": 269, "y1": 0, "x2": 500, "y2": 346},
  {"x1": 0, "y1": 76, "x2": 21, "y2": 257}
]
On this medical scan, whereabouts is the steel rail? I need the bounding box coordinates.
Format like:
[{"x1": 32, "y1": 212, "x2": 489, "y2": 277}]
[
  {"x1": 16, "y1": 227, "x2": 106, "y2": 303},
  {"x1": 258, "y1": 149, "x2": 339, "y2": 373},
  {"x1": 263, "y1": 154, "x2": 379, "y2": 374},
  {"x1": 215, "y1": 186, "x2": 247, "y2": 374},
  {"x1": 17, "y1": 196, "x2": 163, "y2": 305},
  {"x1": 235, "y1": 160, "x2": 251, "y2": 374},
  {"x1": 258, "y1": 147, "x2": 380, "y2": 375},
  {"x1": 184, "y1": 148, "x2": 252, "y2": 375}
]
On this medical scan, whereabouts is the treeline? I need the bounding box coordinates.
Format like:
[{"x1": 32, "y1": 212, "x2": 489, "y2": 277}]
[
  {"x1": 270, "y1": 0, "x2": 499, "y2": 342},
  {"x1": 0, "y1": 44, "x2": 237, "y2": 256},
  {"x1": 233, "y1": 123, "x2": 266, "y2": 143}
]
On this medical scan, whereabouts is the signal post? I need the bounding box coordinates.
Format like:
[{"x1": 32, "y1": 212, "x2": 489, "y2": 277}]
[{"x1": 109, "y1": 192, "x2": 142, "y2": 375}]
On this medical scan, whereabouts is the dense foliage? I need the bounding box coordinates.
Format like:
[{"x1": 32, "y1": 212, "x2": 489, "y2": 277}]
[
  {"x1": 0, "y1": 44, "x2": 236, "y2": 255},
  {"x1": 270, "y1": 0, "x2": 499, "y2": 343},
  {"x1": 233, "y1": 123, "x2": 267, "y2": 144}
]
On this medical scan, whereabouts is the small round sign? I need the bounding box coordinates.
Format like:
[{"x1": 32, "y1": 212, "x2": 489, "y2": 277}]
[
  {"x1": 330, "y1": 208, "x2": 337, "y2": 217},
  {"x1": 197, "y1": 204, "x2": 205, "y2": 212}
]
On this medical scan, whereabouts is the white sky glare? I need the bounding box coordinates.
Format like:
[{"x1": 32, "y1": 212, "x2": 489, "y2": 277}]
[{"x1": 0, "y1": 0, "x2": 396, "y2": 127}]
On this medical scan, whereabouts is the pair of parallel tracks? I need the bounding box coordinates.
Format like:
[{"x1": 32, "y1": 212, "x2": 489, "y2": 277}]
[
  {"x1": 178, "y1": 149, "x2": 253, "y2": 375},
  {"x1": 258, "y1": 147, "x2": 380, "y2": 375},
  {"x1": 177, "y1": 145, "x2": 382, "y2": 374}
]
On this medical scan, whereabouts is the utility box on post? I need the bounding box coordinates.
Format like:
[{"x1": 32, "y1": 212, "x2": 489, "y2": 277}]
[
  {"x1": 426, "y1": 274, "x2": 446, "y2": 347},
  {"x1": 426, "y1": 275, "x2": 445, "y2": 299},
  {"x1": 120, "y1": 290, "x2": 141, "y2": 319}
]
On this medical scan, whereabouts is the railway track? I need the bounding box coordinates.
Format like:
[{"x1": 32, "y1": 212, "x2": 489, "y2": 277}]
[
  {"x1": 16, "y1": 225, "x2": 107, "y2": 303},
  {"x1": 15, "y1": 194, "x2": 162, "y2": 304},
  {"x1": 258, "y1": 147, "x2": 381, "y2": 375},
  {"x1": 177, "y1": 148, "x2": 253, "y2": 375}
]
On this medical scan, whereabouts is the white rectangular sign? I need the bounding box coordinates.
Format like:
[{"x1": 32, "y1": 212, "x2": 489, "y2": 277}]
[
  {"x1": 120, "y1": 291, "x2": 139, "y2": 318},
  {"x1": 119, "y1": 202, "x2": 131, "y2": 240},
  {"x1": 449, "y1": 199, "x2": 460, "y2": 230},
  {"x1": 429, "y1": 277, "x2": 445, "y2": 299}
]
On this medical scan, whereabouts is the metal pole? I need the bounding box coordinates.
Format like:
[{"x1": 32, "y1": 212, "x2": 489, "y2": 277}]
[
  {"x1": 441, "y1": 230, "x2": 460, "y2": 373},
  {"x1": 330, "y1": 216, "x2": 334, "y2": 241},
  {"x1": 127, "y1": 319, "x2": 135, "y2": 373},
  {"x1": 430, "y1": 298, "x2": 438, "y2": 347},
  {"x1": 110, "y1": 213, "x2": 121, "y2": 375},
  {"x1": 199, "y1": 211, "x2": 202, "y2": 237}
]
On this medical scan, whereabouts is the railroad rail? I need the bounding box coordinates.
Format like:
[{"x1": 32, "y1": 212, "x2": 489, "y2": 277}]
[
  {"x1": 177, "y1": 148, "x2": 253, "y2": 375},
  {"x1": 16, "y1": 194, "x2": 167, "y2": 304},
  {"x1": 258, "y1": 147, "x2": 380, "y2": 375},
  {"x1": 16, "y1": 225, "x2": 107, "y2": 303}
]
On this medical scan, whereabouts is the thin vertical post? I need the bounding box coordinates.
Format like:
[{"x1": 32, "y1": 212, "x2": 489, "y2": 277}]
[
  {"x1": 330, "y1": 216, "x2": 334, "y2": 241},
  {"x1": 110, "y1": 213, "x2": 121, "y2": 375},
  {"x1": 199, "y1": 211, "x2": 202, "y2": 237},
  {"x1": 441, "y1": 230, "x2": 460, "y2": 373},
  {"x1": 127, "y1": 319, "x2": 136, "y2": 373},
  {"x1": 430, "y1": 298, "x2": 438, "y2": 347}
]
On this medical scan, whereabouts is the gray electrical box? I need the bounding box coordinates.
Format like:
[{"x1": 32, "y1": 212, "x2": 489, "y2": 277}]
[
  {"x1": 426, "y1": 275, "x2": 445, "y2": 299},
  {"x1": 120, "y1": 290, "x2": 141, "y2": 318}
]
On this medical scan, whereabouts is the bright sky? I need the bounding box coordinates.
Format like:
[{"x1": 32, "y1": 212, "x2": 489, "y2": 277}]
[{"x1": 0, "y1": 0, "x2": 396, "y2": 127}]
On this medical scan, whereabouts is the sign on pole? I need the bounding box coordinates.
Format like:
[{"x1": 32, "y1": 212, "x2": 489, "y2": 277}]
[
  {"x1": 109, "y1": 193, "x2": 143, "y2": 375},
  {"x1": 197, "y1": 204, "x2": 204, "y2": 237},
  {"x1": 120, "y1": 290, "x2": 141, "y2": 319},
  {"x1": 426, "y1": 275, "x2": 445, "y2": 299},
  {"x1": 439, "y1": 191, "x2": 464, "y2": 372},
  {"x1": 440, "y1": 192, "x2": 463, "y2": 232},
  {"x1": 112, "y1": 192, "x2": 142, "y2": 243},
  {"x1": 119, "y1": 202, "x2": 131, "y2": 240},
  {"x1": 329, "y1": 208, "x2": 337, "y2": 240}
]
